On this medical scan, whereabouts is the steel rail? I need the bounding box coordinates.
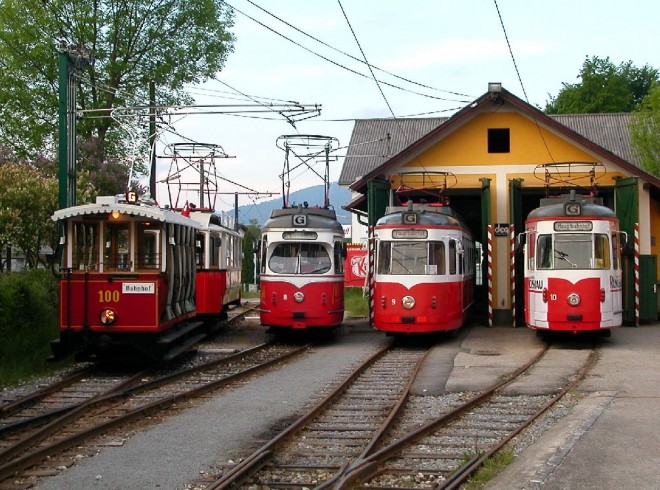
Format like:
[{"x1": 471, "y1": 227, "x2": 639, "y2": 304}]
[
  {"x1": 0, "y1": 305, "x2": 256, "y2": 440},
  {"x1": 0, "y1": 342, "x2": 307, "y2": 483},
  {"x1": 206, "y1": 341, "x2": 397, "y2": 490},
  {"x1": 329, "y1": 343, "x2": 552, "y2": 489},
  {"x1": 0, "y1": 366, "x2": 94, "y2": 416},
  {"x1": 438, "y1": 344, "x2": 600, "y2": 490}
]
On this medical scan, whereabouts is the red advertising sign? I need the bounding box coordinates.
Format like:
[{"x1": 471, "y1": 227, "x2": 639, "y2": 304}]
[{"x1": 344, "y1": 244, "x2": 367, "y2": 288}]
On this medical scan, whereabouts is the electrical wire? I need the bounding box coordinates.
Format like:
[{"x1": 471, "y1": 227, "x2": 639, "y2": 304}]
[
  {"x1": 240, "y1": 0, "x2": 473, "y2": 99},
  {"x1": 220, "y1": 0, "x2": 471, "y2": 103}
]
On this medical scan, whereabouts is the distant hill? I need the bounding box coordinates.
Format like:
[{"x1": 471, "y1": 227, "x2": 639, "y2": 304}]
[{"x1": 233, "y1": 182, "x2": 352, "y2": 226}]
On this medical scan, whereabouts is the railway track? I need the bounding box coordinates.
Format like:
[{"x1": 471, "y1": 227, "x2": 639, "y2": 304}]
[
  {"x1": 0, "y1": 303, "x2": 260, "y2": 442},
  {"x1": 0, "y1": 340, "x2": 309, "y2": 486},
  {"x1": 325, "y1": 342, "x2": 598, "y2": 489},
  {"x1": 196, "y1": 340, "x2": 434, "y2": 489},
  {"x1": 193, "y1": 340, "x2": 599, "y2": 489}
]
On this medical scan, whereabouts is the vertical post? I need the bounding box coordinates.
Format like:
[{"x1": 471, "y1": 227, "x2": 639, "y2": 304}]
[
  {"x1": 487, "y1": 224, "x2": 493, "y2": 327},
  {"x1": 57, "y1": 49, "x2": 69, "y2": 210},
  {"x1": 635, "y1": 222, "x2": 640, "y2": 326},
  {"x1": 149, "y1": 81, "x2": 157, "y2": 200},
  {"x1": 510, "y1": 223, "x2": 515, "y2": 327},
  {"x1": 234, "y1": 192, "x2": 239, "y2": 231}
]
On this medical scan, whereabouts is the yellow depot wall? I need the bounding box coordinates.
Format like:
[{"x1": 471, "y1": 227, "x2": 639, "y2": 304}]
[
  {"x1": 650, "y1": 198, "x2": 660, "y2": 279},
  {"x1": 404, "y1": 112, "x2": 597, "y2": 167}
]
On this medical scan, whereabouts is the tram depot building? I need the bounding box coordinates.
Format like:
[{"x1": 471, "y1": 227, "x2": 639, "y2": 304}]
[{"x1": 338, "y1": 83, "x2": 660, "y2": 327}]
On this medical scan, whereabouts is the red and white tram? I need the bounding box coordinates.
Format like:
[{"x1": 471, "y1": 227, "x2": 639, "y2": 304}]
[
  {"x1": 259, "y1": 205, "x2": 345, "y2": 330},
  {"x1": 191, "y1": 210, "x2": 243, "y2": 323},
  {"x1": 372, "y1": 203, "x2": 476, "y2": 334},
  {"x1": 522, "y1": 193, "x2": 624, "y2": 334}
]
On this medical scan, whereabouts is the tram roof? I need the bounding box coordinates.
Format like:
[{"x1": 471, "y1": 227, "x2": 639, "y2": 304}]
[
  {"x1": 52, "y1": 200, "x2": 202, "y2": 228},
  {"x1": 377, "y1": 205, "x2": 465, "y2": 227},
  {"x1": 527, "y1": 200, "x2": 617, "y2": 220},
  {"x1": 264, "y1": 205, "x2": 344, "y2": 232}
]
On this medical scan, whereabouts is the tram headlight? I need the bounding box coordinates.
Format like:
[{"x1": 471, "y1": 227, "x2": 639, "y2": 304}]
[
  {"x1": 567, "y1": 293, "x2": 581, "y2": 306},
  {"x1": 100, "y1": 308, "x2": 116, "y2": 326},
  {"x1": 293, "y1": 292, "x2": 305, "y2": 303},
  {"x1": 401, "y1": 295, "x2": 415, "y2": 310}
]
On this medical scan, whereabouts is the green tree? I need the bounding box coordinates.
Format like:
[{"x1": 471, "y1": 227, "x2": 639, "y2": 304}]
[
  {"x1": 0, "y1": 0, "x2": 235, "y2": 179},
  {"x1": 0, "y1": 160, "x2": 58, "y2": 270},
  {"x1": 630, "y1": 83, "x2": 660, "y2": 176},
  {"x1": 545, "y1": 56, "x2": 659, "y2": 114},
  {"x1": 242, "y1": 220, "x2": 261, "y2": 286}
]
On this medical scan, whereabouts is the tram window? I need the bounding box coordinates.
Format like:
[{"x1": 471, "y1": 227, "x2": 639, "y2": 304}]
[
  {"x1": 104, "y1": 223, "x2": 130, "y2": 271},
  {"x1": 527, "y1": 233, "x2": 536, "y2": 271},
  {"x1": 195, "y1": 233, "x2": 204, "y2": 267},
  {"x1": 137, "y1": 223, "x2": 160, "y2": 269},
  {"x1": 429, "y1": 242, "x2": 445, "y2": 274},
  {"x1": 260, "y1": 237, "x2": 267, "y2": 274},
  {"x1": 449, "y1": 241, "x2": 457, "y2": 275},
  {"x1": 594, "y1": 234, "x2": 610, "y2": 269},
  {"x1": 269, "y1": 242, "x2": 330, "y2": 274},
  {"x1": 536, "y1": 235, "x2": 553, "y2": 269},
  {"x1": 553, "y1": 234, "x2": 594, "y2": 270},
  {"x1": 334, "y1": 241, "x2": 344, "y2": 274},
  {"x1": 377, "y1": 242, "x2": 391, "y2": 274},
  {"x1": 300, "y1": 243, "x2": 331, "y2": 274},
  {"x1": 390, "y1": 242, "x2": 426, "y2": 275},
  {"x1": 612, "y1": 233, "x2": 620, "y2": 270},
  {"x1": 211, "y1": 235, "x2": 222, "y2": 268},
  {"x1": 73, "y1": 222, "x2": 99, "y2": 270}
]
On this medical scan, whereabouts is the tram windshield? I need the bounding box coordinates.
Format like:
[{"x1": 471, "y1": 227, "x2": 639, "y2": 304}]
[
  {"x1": 536, "y1": 233, "x2": 611, "y2": 270},
  {"x1": 377, "y1": 241, "x2": 446, "y2": 275},
  {"x1": 269, "y1": 242, "x2": 331, "y2": 274}
]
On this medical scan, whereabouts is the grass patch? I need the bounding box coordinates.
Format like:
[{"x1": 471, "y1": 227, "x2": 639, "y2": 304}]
[
  {"x1": 0, "y1": 269, "x2": 69, "y2": 388},
  {"x1": 462, "y1": 450, "x2": 516, "y2": 488},
  {"x1": 344, "y1": 286, "x2": 368, "y2": 316}
]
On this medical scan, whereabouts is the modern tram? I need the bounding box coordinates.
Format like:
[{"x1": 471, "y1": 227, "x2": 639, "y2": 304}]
[
  {"x1": 371, "y1": 202, "x2": 476, "y2": 334},
  {"x1": 521, "y1": 192, "x2": 624, "y2": 334}
]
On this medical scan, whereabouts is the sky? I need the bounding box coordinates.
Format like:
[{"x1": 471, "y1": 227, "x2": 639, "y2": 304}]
[{"x1": 153, "y1": 0, "x2": 660, "y2": 214}]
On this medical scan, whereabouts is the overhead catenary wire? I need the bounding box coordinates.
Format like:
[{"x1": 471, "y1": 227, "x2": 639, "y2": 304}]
[
  {"x1": 220, "y1": 0, "x2": 471, "y2": 104},
  {"x1": 493, "y1": 0, "x2": 555, "y2": 163}
]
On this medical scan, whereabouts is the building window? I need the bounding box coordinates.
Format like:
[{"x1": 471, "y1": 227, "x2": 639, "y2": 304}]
[{"x1": 488, "y1": 128, "x2": 510, "y2": 153}]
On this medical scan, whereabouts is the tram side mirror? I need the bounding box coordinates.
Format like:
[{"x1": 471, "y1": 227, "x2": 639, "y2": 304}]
[{"x1": 515, "y1": 233, "x2": 526, "y2": 253}]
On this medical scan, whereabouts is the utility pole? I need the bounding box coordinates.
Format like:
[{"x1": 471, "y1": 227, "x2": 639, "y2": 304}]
[
  {"x1": 149, "y1": 81, "x2": 157, "y2": 200},
  {"x1": 57, "y1": 43, "x2": 91, "y2": 210}
]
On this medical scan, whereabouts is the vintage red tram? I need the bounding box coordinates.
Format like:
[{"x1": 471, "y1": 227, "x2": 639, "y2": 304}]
[
  {"x1": 259, "y1": 205, "x2": 345, "y2": 330},
  {"x1": 50, "y1": 193, "x2": 243, "y2": 361},
  {"x1": 372, "y1": 202, "x2": 476, "y2": 334},
  {"x1": 522, "y1": 193, "x2": 624, "y2": 334}
]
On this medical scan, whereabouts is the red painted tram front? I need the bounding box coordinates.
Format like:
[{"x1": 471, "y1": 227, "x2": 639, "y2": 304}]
[
  {"x1": 50, "y1": 195, "x2": 202, "y2": 361},
  {"x1": 522, "y1": 194, "x2": 624, "y2": 334},
  {"x1": 259, "y1": 206, "x2": 345, "y2": 330},
  {"x1": 372, "y1": 204, "x2": 476, "y2": 334}
]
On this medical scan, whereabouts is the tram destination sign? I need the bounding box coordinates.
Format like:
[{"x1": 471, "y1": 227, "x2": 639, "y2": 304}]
[
  {"x1": 392, "y1": 229, "x2": 428, "y2": 239},
  {"x1": 554, "y1": 221, "x2": 593, "y2": 232}
]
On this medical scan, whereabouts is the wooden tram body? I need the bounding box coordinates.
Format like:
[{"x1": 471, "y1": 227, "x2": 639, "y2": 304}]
[
  {"x1": 50, "y1": 194, "x2": 243, "y2": 361},
  {"x1": 259, "y1": 205, "x2": 345, "y2": 330},
  {"x1": 522, "y1": 194, "x2": 623, "y2": 333},
  {"x1": 372, "y1": 203, "x2": 476, "y2": 334}
]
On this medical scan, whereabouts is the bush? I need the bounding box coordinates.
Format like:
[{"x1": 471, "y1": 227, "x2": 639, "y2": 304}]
[{"x1": 0, "y1": 269, "x2": 65, "y2": 387}]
